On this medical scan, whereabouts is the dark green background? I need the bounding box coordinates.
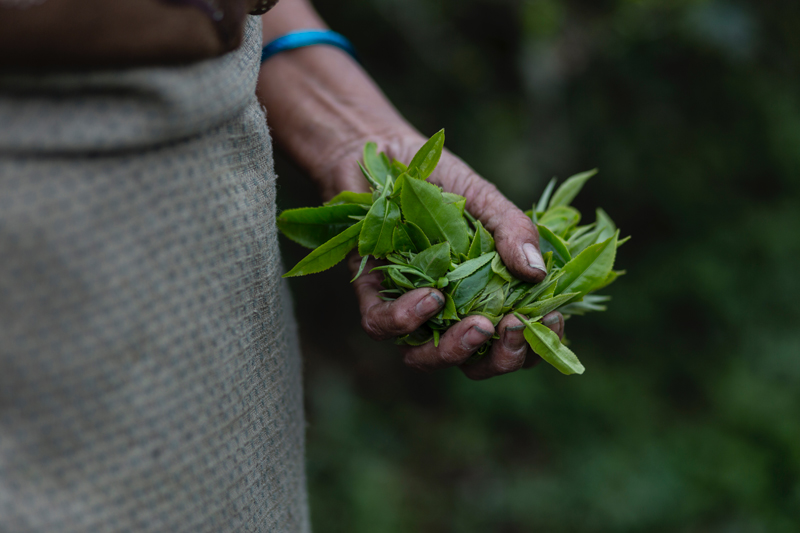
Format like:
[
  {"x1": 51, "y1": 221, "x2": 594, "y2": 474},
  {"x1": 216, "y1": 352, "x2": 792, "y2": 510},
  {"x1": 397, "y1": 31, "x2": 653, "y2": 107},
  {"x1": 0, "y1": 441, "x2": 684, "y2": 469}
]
[{"x1": 274, "y1": 1, "x2": 800, "y2": 531}]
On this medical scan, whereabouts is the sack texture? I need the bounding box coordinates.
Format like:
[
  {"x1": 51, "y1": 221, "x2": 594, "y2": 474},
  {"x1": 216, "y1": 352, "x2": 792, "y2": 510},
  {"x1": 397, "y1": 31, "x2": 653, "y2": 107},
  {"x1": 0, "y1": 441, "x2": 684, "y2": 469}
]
[{"x1": 0, "y1": 18, "x2": 310, "y2": 533}]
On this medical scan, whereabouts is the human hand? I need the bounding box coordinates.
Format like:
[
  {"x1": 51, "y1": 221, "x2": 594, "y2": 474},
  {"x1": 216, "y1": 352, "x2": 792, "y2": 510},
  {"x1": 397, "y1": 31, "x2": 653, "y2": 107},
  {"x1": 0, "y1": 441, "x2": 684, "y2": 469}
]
[
  {"x1": 255, "y1": 2, "x2": 563, "y2": 378},
  {"x1": 340, "y1": 133, "x2": 566, "y2": 380}
]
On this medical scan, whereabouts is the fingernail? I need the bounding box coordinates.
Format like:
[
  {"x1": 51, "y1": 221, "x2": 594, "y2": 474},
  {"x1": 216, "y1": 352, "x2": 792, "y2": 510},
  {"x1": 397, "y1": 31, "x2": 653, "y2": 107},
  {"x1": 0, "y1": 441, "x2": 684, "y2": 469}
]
[
  {"x1": 523, "y1": 243, "x2": 547, "y2": 274},
  {"x1": 542, "y1": 314, "x2": 560, "y2": 326},
  {"x1": 415, "y1": 292, "x2": 444, "y2": 318},
  {"x1": 503, "y1": 325, "x2": 526, "y2": 351},
  {"x1": 462, "y1": 325, "x2": 492, "y2": 350}
]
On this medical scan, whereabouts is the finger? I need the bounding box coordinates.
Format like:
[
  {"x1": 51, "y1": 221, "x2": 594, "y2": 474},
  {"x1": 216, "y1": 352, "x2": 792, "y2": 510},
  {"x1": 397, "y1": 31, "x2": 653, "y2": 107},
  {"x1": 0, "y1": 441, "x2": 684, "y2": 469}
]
[
  {"x1": 428, "y1": 157, "x2": 547, "y2": 284},
  {"x1": 484, "y1": 200, "x2": 547, "y2": 284},
  {"x1": 542, "y1": 311, "x2": 565, "y2": 339},
  {"x1": 523, "y1": 311, "x2": 564, "y2": 368},
  {"x1": 401, "y1": 315, "x2": 494, "y2": 373},
  {"x1": 350, "y1": 254, "x2": 445, "y2": 341},
  {"x1": 461, "y1": 314, "x2": 530, "y2": 380}
]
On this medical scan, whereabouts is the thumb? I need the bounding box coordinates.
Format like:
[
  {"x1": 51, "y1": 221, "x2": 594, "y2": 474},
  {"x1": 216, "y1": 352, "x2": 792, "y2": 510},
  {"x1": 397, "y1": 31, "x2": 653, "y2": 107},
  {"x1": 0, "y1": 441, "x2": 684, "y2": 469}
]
[
  {"x1": 428, "y1": 152, "x2": 547, "y2": 283},
  {"x1": 478, "y1": 189, "x2": 547, "y2": 284}
]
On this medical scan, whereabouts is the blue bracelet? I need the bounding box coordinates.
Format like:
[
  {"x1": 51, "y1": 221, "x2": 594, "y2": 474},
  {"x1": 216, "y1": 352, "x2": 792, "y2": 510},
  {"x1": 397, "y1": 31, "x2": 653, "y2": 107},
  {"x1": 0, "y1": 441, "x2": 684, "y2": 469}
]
[{"x1": 261, "y1": 30, "x2": 359, "y2": 63}]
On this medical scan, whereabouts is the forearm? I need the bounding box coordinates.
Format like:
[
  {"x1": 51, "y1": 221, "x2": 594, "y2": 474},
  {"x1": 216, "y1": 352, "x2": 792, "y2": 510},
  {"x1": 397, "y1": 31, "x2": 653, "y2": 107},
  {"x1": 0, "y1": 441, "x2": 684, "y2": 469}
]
[
  {"x1": 0, "y1": 0, "x2": 258, "y2": 70},
  {"x1": 257, "y1": 0, "x2": 418, "y2": 198}
]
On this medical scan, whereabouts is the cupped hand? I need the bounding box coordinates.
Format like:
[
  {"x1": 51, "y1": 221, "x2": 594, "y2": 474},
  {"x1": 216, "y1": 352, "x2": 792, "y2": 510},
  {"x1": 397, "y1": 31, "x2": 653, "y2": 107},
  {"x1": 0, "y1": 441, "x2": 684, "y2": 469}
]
[
  {"x1": 257, "y1": 2, "x2": 563, "y2": 378},
  {"x1": 343, "y1": 133, "x2": 565, "y2": 380}
]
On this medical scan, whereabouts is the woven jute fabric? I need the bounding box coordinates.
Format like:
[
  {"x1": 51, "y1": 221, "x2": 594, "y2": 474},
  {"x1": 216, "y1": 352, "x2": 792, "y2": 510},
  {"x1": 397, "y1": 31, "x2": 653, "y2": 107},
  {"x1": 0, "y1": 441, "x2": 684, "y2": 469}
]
[{"x1": 0, "y1": 18, "x2": 310, "y2": 532}]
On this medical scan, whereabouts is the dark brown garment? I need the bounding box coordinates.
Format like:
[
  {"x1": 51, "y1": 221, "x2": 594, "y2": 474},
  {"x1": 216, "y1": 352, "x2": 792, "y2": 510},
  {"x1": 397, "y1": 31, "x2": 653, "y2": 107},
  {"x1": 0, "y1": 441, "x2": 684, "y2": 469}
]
[{"x1": 0, "y1": 0, "x2": 278, "y2": 70}]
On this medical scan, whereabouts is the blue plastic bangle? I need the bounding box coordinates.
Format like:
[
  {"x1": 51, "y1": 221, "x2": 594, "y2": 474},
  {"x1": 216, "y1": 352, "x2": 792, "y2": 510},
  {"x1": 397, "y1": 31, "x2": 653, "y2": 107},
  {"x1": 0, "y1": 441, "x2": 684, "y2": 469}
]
[{"x1": 261, "y1": 30, "x2": 359, "y2": 63}]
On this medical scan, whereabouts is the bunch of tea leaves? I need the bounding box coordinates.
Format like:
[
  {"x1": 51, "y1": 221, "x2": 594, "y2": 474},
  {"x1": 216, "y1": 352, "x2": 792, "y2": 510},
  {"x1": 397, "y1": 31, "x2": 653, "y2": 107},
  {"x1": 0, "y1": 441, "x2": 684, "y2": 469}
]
[{"x1": 277, "y1": 130, "x2": 628, "y2": 375}]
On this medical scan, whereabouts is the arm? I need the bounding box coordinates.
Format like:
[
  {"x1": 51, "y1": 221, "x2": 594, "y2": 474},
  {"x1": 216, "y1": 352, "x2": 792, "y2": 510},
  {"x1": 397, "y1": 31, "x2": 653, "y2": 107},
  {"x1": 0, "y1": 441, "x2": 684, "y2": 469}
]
[
  {"x1": 0, "y1": 0, "x2": 262, "y2": 69},
  {"x1": 257, "y1": 0, "x2": 563, "y2": 379}
]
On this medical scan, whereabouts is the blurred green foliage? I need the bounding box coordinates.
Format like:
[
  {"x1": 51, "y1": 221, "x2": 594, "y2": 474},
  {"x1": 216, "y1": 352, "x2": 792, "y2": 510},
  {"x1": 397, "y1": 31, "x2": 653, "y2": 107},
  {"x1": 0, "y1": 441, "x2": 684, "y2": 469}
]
[{"x1": 275, "y1": 0, "x2": 800, "y2": 531}]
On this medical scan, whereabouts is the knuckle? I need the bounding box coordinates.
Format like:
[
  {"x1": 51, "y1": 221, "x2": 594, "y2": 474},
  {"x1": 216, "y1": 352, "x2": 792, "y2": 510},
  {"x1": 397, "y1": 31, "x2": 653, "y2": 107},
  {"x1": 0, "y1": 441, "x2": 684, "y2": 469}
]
[
  {"x1": 495, "y1": 213, "x2": 535, "y2": 243},
  {"x1": 361, "y1": 313, "x2": 387, "y2": 341},
  {"x1": 402, "y1": 353, "x2": 430, "y2": 374},
  {"x1": 492, "y1": 355, "x2": 525, "y2": 375},
  {"x1": 440, "y1": 345, "x2": 471, "y2": 367},
  {"x1": 388, "y1": 303, "x2": 413, "y2": 329}
]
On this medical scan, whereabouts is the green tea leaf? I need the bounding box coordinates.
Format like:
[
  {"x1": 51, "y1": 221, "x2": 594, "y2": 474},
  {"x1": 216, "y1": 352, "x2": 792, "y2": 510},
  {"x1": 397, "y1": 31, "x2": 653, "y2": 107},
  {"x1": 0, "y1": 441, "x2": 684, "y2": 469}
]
[
  {"x1": 277, "y1": 204, "x2": 367, "y2": 249},
  {"x1": 543, "y1": 251, "x2": 554, "y2": 272},
  {"x1": 371, "y1": 264, "x2": 434, "y2": 284},
  {"x1": 359, "y1": 197, "x2": 401, "y2": 258},
  {"x1": 536, "y1": 177, "x2": 558, "y2": 213},
  {"x1": 386, "y1": 267, "x2": 416, "y2": 289},
  {"x1": 324, "y1": 191, "x2": 374, "y2": 207},
  {"x1": 351, "y1": 255, "x2": 369, "y2": 282},
  {"x1": 592, "y1": 269, "x2": 625, "y2": 292},
  {"x1": 515, "y1": 292, "x2": 580, "y2": 317},
  {"x1": 568, "y1": 229, "x2": 599, "y2": 256},
  {"x1": 401, "y1": 176, "x2": 469, "y2": 255},
  {"x1": 515, "y1": 313, "x2": 585, "y2": 375},
  {"x1": 515, "y1": 274, "x2": 562, "y2": 308},
  {"x1": 364, "y1": 142, "x2": 392, "y2": 186},
  {"x1": 401, "y1": 221, "x2": 431, "y2": 252},
  {"x1": 490, "y1": 253, "x2": 513, "y2": 282},
  {"x1": 407, "y1": 129, "x2": 445, "y2": 180},
  {"x1": 397, "y1": 328, "x2": 433, "y2": 346},
  {"x1": 556, "y1": 231, "x2": 618, "y2": 297},
  {"x1": 358, "y1": 160, "x2": 383, "y2": 190},
  {"x1": 447, "y1": 252, "x2": 496, "y2": 282},
  {"x1": 566, "y1": 223, "x2": 596, "y2": 242},
  {"x1": 410, "y1": 242, "x2": 451, "y2": 279},
  {"x1": 385, "y1": 253, "x2": 410, "y2": 266},
  {"x1": 475, "y1": 282, "x2": 505, "y2": 316},
  {"x1": 453, "y1": 262, "x2": 494, "y2": 309},
  {"x1": 537, "y1": 224, "x2": 571, "y2": 267},
  {"x1": 391, "y1": 172, "x2": 406, "y2": 196},
  {"x1": 504, "y1": 282, "x2": 533, "y2": 309},
  {"x1": 442, "y1": 192, "x2": 466, "y2": 215},
  {"x1": 467, "y1": 219, "x2": 495, "y2": 259},
  {"x1": 463, "y1": 209, "x2": 478, "y2": 228},
  {"x1": 468, "y1": 311, "x2": 504, "y2": 327},
  {"x1": 392, "y1": 224, "x2": 417, "y2": 253},
  {"x1": 568, "y1": 208, "x2": 617, "y2": 256},
  {"x1": 478, "y1": 274, "x2": 507, "y2": 302},
  {"x1": 548, "y1": 168, "x2": 597, "y2": 209},
  {"x1": 442, "y1": 293, "x2": 459, "y2": 321},
  {"x1": 558, "y1": 294, "x2": 610, "y2": 316},
  {"x1": 540, "y1": 280, "x2": 557, "y2": 300},
  {"x1": 458, "y1": 295, "x2": 480, "y2": 316},
  {"x1": 390, "y1": 159, "x2": 408, "y2": 179},
  {"x1": 539, "y1": 206, "x2": 581, "y2": 237},
  {"x1": 595, "y1": 208, "x2": 617, "y2": 243},
  {"x1": 284, "y1": 220, "x2": 364, "y2": 277}
]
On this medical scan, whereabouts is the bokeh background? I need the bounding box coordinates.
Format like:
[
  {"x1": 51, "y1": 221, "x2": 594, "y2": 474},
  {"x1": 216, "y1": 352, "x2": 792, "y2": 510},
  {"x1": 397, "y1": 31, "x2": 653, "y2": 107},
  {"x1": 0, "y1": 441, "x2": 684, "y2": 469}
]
[{"x1": 274, "y1": 1, "x2": 800, "y2": 531}]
